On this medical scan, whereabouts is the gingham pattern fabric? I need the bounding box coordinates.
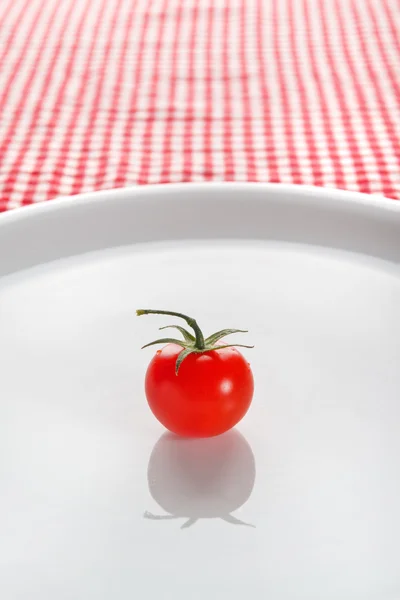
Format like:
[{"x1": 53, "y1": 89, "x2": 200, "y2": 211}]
[{"x1": 0, "y1": 0, "x2": 399, "y2": 211}]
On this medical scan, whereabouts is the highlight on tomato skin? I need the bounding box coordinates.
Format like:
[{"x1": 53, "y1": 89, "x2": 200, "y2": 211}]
[{"x1": 137, "y1": 309, "x2": 254, "y2": 438}]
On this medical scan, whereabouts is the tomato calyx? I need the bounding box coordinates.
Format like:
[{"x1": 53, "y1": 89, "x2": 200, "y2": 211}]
[{"x1": 137, "y1": 309, "x2": 254, "y2": 374}]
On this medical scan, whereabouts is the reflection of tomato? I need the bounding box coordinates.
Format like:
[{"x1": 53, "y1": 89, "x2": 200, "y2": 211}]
[
  {"x1": 137, "y1": 309, "x2": 254, "y2": 438},
  {"x1": 145, "y1": 430, "x2": 256, "y2": 528}
]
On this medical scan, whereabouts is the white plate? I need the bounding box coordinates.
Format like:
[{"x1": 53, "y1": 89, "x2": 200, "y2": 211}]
[{"x1": 1, "y1": 183, "x2": 400, "y2": 600}]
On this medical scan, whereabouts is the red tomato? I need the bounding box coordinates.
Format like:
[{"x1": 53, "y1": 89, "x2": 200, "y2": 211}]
[
  {"x1": 137, "y1": 309, "x2": 254, "y2": 438},
  {"x1": 145, "y1": 343, "x2": 253, "y2": 437}
]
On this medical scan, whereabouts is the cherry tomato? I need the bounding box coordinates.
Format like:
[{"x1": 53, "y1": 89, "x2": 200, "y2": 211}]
[{"x1": 137, "y1": 309, "x2": 254, "y2": 438}]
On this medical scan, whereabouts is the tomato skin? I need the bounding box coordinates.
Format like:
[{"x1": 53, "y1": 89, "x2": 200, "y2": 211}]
[{"x1": 145, "y1": 344, "x2": 254, "y2": 438}]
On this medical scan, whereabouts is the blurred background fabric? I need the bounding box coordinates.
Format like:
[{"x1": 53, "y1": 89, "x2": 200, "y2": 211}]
[{"x1": 0, "y1": 0, "x2": 398, "y2": 211}]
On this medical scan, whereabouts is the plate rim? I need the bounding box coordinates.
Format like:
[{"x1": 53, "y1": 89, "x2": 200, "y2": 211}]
[
  {"x1": 1, "y1": 182, "x2": 400, "y2": 277},
  {"x1": 1, "y1": 182, "x2": 400, "y2": 227}
]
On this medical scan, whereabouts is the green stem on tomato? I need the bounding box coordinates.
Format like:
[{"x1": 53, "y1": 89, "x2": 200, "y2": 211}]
[
  {"x1": 137, "y1": 308, "x2": 253, "y2": 374},
  {"x1": 136, "y1": 309, "x2": 206, "y2": 350}
]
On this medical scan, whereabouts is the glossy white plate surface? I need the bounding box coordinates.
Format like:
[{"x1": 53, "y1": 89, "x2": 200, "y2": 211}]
[{"x1": 0, "y1": 184, "x2": 399, "y2": 600}]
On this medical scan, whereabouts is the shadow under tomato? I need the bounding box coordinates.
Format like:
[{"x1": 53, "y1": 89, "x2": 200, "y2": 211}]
[{"x1": 144, "y1": 429, "x2": 256, "y2": 529}]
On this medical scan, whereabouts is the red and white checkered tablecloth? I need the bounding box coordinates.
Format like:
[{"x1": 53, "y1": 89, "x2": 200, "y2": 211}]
[{"x1": 0, "y1": 0, "x2": 399, "y2": 212}]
